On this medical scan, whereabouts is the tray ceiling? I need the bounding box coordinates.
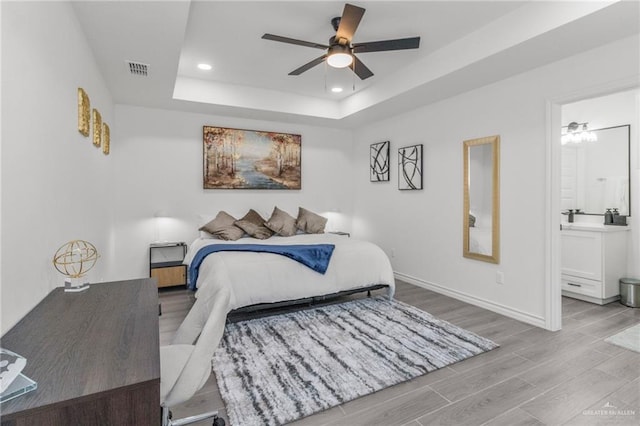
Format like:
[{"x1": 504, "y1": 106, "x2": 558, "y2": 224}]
[{"x1": 72, "y1": 1, "x2": 640, "y2": 127}]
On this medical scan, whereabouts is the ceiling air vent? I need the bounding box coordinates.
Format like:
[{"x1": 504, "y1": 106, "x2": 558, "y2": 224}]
[{"x1": 126, "y1": 61, "x2": 149, "y2": 77}]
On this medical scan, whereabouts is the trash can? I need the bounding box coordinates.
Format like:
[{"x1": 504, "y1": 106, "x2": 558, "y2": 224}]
[{"x1": 620, "y1": 278, "x2": 640, "y2": 308}]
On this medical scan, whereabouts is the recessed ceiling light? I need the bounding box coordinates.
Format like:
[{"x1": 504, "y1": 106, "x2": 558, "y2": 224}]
[
  {"x1": 197, "y1": 63, "x2": 212, "y2": 71},
  {"x1": 331, "y1": 87, "x2": 343, "y2": 93}
]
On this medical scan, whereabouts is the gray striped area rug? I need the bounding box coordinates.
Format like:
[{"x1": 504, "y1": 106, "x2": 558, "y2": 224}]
[{"x1": 213, "y1": 296, "x2": 498, "y2": 426}]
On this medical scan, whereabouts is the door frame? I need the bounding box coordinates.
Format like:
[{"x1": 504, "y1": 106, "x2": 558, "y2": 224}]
[{"x1": 544, "y1": 76, "x2": 639, "y2": 331}]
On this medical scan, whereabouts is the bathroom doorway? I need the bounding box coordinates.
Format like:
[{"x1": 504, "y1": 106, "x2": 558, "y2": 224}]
[{"x1": 546, "y1": 86, "x2": 640, "y2": 330}]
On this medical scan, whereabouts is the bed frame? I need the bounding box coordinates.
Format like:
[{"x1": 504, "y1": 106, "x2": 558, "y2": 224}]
[{"x1": 226, "y1": 284, "x2": 389, "y2": 323}]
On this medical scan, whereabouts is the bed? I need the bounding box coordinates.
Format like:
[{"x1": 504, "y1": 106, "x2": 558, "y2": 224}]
[{"x1": 183, "y1": 233, "x2": 395, "y2": 314}]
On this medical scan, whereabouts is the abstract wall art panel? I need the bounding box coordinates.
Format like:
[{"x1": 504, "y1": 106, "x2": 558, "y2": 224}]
[
  {"x1": 398, "y1": 144, "x2": 423, "y2": 190},
  {"x1": 370, "y1": 141, "x2": 390, "y2": 182}
]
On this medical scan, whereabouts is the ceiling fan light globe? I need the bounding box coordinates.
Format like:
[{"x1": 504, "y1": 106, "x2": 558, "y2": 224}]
[{"x1": 327, "y1": 52, "x2": 353, "y2": 68}]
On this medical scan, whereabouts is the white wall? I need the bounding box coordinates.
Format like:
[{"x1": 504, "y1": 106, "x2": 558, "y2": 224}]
[
  {"x1": 351, "y1": 36, "x2": 639, "y2": 325},
  {"x1": 111, "y1": 105, "x2": 354, "y2": 281},
  {"x1": 1, "y1": 2, "x2": 115, "y2": 333}
]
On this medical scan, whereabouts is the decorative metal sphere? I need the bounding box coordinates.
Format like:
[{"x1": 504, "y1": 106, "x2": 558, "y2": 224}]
[{"x1": 52, "y1": 240, "x2": 99, "y2": 278}]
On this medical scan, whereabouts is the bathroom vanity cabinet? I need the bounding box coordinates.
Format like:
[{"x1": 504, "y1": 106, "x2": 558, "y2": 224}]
[{"x1": 561, "y1": 225, "x2": 630, "y2": 304}]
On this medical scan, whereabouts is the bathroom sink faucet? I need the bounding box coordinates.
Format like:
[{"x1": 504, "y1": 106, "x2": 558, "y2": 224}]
[{"x1": 562, "y1": 209, "x2": 575, "y2": 223}]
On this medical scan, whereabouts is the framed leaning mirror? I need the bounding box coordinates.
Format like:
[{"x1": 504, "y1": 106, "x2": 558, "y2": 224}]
[{"x1": 463, "y1": 135, "x2": 500, "y2": 263}]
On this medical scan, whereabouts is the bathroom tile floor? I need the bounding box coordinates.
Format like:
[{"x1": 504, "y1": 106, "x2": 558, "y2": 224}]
[{"x1": 159, "y1": 281, "x2": 640, "y2": 425}]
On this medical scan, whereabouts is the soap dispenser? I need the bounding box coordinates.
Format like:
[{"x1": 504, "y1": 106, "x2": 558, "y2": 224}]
[{"x1": 604, "y1": 208, "x2": 614, "y2": 224}]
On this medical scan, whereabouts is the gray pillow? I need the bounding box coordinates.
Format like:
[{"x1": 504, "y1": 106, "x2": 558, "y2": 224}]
[
  {"x1": 265, "y1": 207, "x2": 298, "y2": 237},
  {"x1": 296, "y1": 207, "x2": 327, "y2": 234},
  {"x1": 234, "y1": 209, "x2": 273, "y2": 240},
  {"x1": 199, "y1": 211, "x2": 244, "y2": 241}
]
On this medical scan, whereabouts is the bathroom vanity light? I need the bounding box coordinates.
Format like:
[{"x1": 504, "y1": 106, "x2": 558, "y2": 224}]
[{"x1": 561, "y1": 122, "x2": 598, "y2": 145}]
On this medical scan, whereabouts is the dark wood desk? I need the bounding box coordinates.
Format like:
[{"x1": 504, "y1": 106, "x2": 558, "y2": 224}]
[{"x1": 0, "y1": 279, "x2": 160, "y2": 426}]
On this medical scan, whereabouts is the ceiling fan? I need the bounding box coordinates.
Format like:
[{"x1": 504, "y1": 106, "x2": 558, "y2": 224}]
[{"x1": 262, "y1": 3, "x2": 420, "y2": 80}]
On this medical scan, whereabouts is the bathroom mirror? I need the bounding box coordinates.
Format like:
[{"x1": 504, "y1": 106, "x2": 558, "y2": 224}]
[
  {"x1": 463, "y1": 135, "x2": 500, "y2": 263},
  {"x1": 561, "y1": 125, "x2": 630, "y2": 215}
]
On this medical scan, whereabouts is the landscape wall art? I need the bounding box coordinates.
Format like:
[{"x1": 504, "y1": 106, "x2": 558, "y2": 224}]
[{"x1": 203, "y1": 126, "x2": 301, "y2": 189}]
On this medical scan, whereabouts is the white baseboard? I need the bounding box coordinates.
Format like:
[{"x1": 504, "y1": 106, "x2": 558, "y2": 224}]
[{"x1": 394, "y1": 271, "x2": 547, "y2": 329}]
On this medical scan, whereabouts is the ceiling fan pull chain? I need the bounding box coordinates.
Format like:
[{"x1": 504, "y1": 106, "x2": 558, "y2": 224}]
[
  {"x1": 324, "y1": 61, "x2": 328, "y2": 93},
  {"x1": 352, "y1": 62, "x2": 356, "y2": 92}
]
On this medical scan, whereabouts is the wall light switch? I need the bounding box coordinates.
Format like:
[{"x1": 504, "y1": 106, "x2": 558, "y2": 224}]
[{"x1": 496, "y1": 271, "x2": 504, "y2": 285}]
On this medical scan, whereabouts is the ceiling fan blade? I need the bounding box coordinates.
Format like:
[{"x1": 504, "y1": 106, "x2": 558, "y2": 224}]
[
  {"x1": 336, "y1": 4, "x2": 365, "y2": 42},
  {"x1": 262, "y1": 34, "x2": 329, "y2": 50},
  {"x1": 289, "y1": 54, "x2": 328, "y2": 75},
  {"x1": 350, "y1": 55, "x2": 374, "y2": 80},
  {"x1": 353, "y1": 37, "x2": 421, "y2": 53}
]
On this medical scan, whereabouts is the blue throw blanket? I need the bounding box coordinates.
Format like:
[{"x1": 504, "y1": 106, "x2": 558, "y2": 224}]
[{"x1": 187, "y1": 244, "x2": 335, "y2": 290}]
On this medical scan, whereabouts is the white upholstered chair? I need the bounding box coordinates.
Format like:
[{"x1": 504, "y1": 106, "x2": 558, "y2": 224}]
[{"x1": 160, "y1": 285, "x2": 230, "y2": 426}]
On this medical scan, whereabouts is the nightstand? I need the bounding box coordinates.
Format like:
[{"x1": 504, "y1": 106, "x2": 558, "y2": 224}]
[{"x1": 149, "y1": 242, "x2": 187, "y2": 288}]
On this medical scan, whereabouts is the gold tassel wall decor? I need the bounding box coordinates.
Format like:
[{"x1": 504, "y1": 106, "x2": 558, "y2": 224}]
[
  {"x1": 77, "y1": 88, "x2": 90, "y2": 136},
  {"x1": 92, "y1": 108, "x2": 102, "y2": 147},
  {"x1": 102, "y1": 122, "x2": 110, "y2": 155}
]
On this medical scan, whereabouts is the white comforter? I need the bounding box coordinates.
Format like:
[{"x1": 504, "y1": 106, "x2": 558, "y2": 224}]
[{"x1": 184, "y1": 233, "x2": 395, "y2": 311}]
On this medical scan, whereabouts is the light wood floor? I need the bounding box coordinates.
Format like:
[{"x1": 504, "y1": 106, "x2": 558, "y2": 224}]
[{"x1": 159, "y1": 281, "x2": 640, "y2": 425}]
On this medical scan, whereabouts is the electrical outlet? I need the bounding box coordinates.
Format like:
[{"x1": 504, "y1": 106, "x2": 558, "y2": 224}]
[
  {"x1": 391, "y1": 248, "x2": 396, "y2": 258},
  {"x1": 496, "y1": 271, "x2": 504, "y2": 285}
]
